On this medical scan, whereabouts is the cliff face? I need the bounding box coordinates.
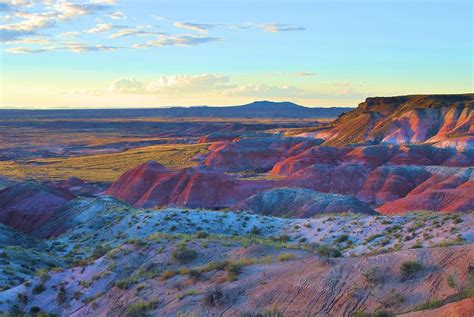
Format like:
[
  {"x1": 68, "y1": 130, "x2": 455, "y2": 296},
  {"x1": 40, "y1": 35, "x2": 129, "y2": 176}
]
[{"x1": 315, "y1": 94, "x2": 474, "y2": 149}]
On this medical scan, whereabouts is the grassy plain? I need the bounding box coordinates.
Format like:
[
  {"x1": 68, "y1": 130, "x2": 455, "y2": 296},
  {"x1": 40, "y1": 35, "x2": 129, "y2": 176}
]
[{"x1": 0, "y1": 143, "x2": 208, "y2": 182}]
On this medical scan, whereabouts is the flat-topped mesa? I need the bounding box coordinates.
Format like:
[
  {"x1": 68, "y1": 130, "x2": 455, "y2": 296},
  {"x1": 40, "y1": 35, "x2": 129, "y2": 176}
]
[
  {"x1": 359, "y1": 94, "x2": 474, "y2": 114},
  {"x1": 315, "y1": 94, "x2": 474, "y2": 148}
]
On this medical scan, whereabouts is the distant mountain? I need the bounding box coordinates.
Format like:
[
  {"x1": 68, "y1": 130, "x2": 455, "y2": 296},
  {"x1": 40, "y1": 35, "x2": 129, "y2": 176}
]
[{"x1": 0, "y1": 101, "x2": 352, "y2": 119}]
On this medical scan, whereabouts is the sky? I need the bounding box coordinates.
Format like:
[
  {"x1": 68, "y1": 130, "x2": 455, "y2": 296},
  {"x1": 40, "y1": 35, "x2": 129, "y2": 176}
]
[{"x1": 0, "y1": 0, "x2": 472, "y2": 108}]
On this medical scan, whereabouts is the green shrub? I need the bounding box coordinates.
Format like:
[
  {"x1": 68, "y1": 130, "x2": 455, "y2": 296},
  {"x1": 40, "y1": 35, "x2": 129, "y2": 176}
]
[
  {"x1": 80, "y1": 280, "x2": 91, "y2": 288},
  {"x1": 203, "y1": 287, "x2": 226, "y2": 307},
  {"x1": 202, "y1": 261, "x2": 227, "y2": 272},
  {"x1": 335, "y1": 234, "x2": 349, "y2": 243},
  {"x1": 124, "y1": 299, "x2": 158, "y2": 317},
  {"x1": 17, "y1": 292, "x2": 28, "y2": 305},
  {"x1": 92, "y1": 245, "x2": 110, "y2": 259},
  {"x1": 172, "y1": 243, "x2": 197, "y2": 263},
  {"x1": 30, "y1": 306, "x2": 41, "y2": 314},
  {"x1": 73, "y1": 290, "x2": 82, "y2": 300},
  {"x1": 363, "y1": 266, "x2": 384, "y2": 285},
  {"x1": 32, "y1": 283, "x2": 45, "y2": 294},
  {"x1": 413, "y1": 298, "x2": 442, "y2": 311},
  {"x1": 226, "y1": 263, "x2": 242, "y2": 281},
  {"x1": 115, "y1": 278, "x2": 134, "y2": 290},
  {"x1": 447, "y1": 275, "x2": 456, "y2": 288},
  {"x1": 250, "y1": 226, "x2": 261, "y2": 235},
  {"x1": 177, "y1": 290, "x2": 201, "y2": 301},
  {"x1": 188, "y1": 269, "x2": 202, "y2": 280},
  {"x1": 160, "y1": 270, "x2": 179, "y2": 281},
  {"x1": 195, "y1": 231, "x2": 209, "y2": 239},
  {"x1": 314, "y1": 244, "x2": 342, "y2": 258},
  {"x1": 277, "y1": 234, "x2": 290, "y2": 242},
  {"x1": 36, "y1": 268, "x2": 51, "y2": 282},
  {"x1": 278, "y1": 253, "x2": 296, "y2": 262},
  {"x1": 400, "y1": 261, "x2": 423, "y2": 280},
  {"x1": 365, "y1": 234, "x2": 384, "y2": 243},
  {"x1": 57, "y1": 285, "x2": 67, "y2": 304}
]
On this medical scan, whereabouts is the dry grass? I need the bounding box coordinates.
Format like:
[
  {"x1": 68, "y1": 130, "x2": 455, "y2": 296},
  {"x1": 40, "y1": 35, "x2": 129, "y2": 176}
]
[
  {"x1": 242, "y1": 174, "x2": 286, "y2": 181},
  {"x1": 0, "y1": 143, "x2": 209, "y2": 182}
]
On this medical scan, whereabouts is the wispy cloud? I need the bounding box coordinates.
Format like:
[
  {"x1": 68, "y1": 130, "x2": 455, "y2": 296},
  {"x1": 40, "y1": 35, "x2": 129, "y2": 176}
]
[
  {"x1": 250, "y1": 23, "x2": 306, "y2": 32},
  {"x1": 5, "y1": 46, "x2": 53, "y2": 54},
  {"x1": 0, "y1": 1, "x2": 116, "y2": 42},
  {"x1": 0, "y1": 29, "x2": 35, "y2": 42},
  {"x1": 7, "y1": 36, "x2": 50, "y2": 44},
  {"x1": 85, "y1": 23, "x2": 114, "y2": 33},
  {"x1": 107, "y1": 11, "x2": 126, "y2": 20},
  {"x1": 6, "y1": 42, "x2": 122, "y2": 54},
  {"x1": 133, "y1": 34, "x2": 220, "y2": 48},
  {"x1": 1, "y1": 3, "x2": 305, "y2": 53},
  {"x1": 173, "y1": 22, "x2": 216, "y2": 33},
  {"x1": 109, "y1": 78, "x2": 144, "y2": 93},
  {"x1": 109, "y1": 25, "x2": 161, "y2": 39},
  {"x1": 58, "y1": 31, "x2": 80, "y2": 38}
]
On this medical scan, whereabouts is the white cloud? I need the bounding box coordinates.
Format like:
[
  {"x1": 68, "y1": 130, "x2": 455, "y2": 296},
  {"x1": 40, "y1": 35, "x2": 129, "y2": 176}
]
[
  {"x1": 109, "y1": 78, "x2": 144, "y2": 93},
  {"x1": 2, "y1": 11, "x2": 56, "y2": 32},
  {"x1": 66, "y1": 42, "x2": 118, "y2": 53},
  {"x1": 110, "y1": 25, "x2": 161, "y2": 39},
  {"x1": 151, "y1": 15, "x2": 170, "y2": 21},
  {"x1": 250, "y1": 23, "x2": 305, "y2": 33},
  {"x1": 73, "y1": 74, "x2": 367, "y2": 103},
  {"x1": 107, "y1": 11, "x2": 125, "y2": 20},
  {"x1": 54, "y1": 2, "x2": 113, "y2": 20},
  {"x1": 146, "y1": 74, "x2": 231, "y2": 92},
  {"x1": 5, "y1": 46, "x2": 53, "y2": 54},
  {"x1": 1, "y1": 0, "x2": 35, "y2": 9},
  {"x1": 5, "y1": 41, "x2": 122, "y2": 54},
  {"x1": 133, "y1": 34, "x2": 220, "y2": 48},
  {"x1": 105, "y1": 74, "x2": 231, "y2": 94},
  {"x1": 9, "y1": 36, "x2": 49, "y2": 44},
  {"x1": 58, "y1": 31, "x2": 80, "y2": 38},
  {"x1": 85, "y1": 23, "x2": 113, "y2": 33},
  {"x1": 0, "y1": 1, "x2": 115, "y2": 42},
  {"x1": 173, "y1": 22, "x2": 215, "y2": 33}
]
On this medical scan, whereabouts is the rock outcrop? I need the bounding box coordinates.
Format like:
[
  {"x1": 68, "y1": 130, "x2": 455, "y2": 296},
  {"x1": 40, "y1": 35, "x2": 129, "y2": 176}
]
[
  {"x1": 312, "y1": 94, "x2": 474, "y2": 149},
  {"x1": 236, "y1": 187, "x2": 376, "y2": 217},
  {"x1": 0, "y1": 182, "x2": 75, "y2": 233}
]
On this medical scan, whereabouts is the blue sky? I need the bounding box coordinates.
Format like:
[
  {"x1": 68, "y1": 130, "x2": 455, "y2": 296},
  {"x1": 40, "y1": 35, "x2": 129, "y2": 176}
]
[{"x1": 0, "y1": 0, "x2": 472, "y2": 108}]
